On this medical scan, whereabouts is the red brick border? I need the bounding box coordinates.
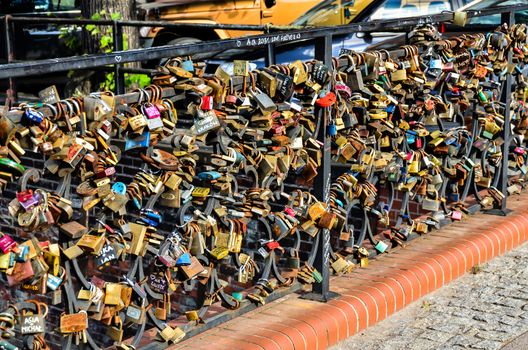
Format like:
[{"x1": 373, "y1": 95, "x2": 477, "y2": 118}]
[{"x1": 171, "y1": 193, "x2": 528, "y2": 350}]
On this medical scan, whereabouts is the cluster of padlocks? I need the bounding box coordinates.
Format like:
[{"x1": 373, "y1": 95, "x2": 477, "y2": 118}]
[{"x1": 0, "y1": 22, "x2": 526, "y2": 349}]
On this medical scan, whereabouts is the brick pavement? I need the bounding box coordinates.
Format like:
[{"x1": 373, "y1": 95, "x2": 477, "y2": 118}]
[
  {"x1": 169, "y1": 192, "x2": 528, "y2": 350},
  {"x1": 331, "y1": 241, "x2": 528, "y2": 350}
]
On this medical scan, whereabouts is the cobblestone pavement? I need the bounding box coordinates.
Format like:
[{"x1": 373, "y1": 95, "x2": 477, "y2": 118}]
[{"x1": 330, "y1": 241, "x2": 528, "y2": 350}]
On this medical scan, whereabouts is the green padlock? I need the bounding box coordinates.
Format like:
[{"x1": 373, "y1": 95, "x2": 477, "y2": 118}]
[
  {"x1": 375, "y1": 241, "x2": 389, "y2": 253},
  {"x1": 232, "y1": 292, "x2": 244, "y2": 301},
  {"x1": 0, "y1": 340, "x2": 18, "y2": 350},
  {"x1": 482, "y1": 130, "x2": 494, "y2": 139},
  {"x1": 312, "y1": 269, "x2": 323, "y2": 283}
]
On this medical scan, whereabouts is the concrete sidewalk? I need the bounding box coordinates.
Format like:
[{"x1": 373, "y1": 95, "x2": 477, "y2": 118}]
[{"x1": 331, "y1": 241, "x2": 528, "y2": 350}]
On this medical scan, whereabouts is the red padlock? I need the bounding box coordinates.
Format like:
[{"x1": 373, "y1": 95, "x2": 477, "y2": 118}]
[
  {"x1": 315, "y1": 91, "x2": 337, "y2": 108},
  {"x1": 16, "y1": 190, "x2": 33, "y2": 203},
  {"x1": 266, "y1": 241, "x2": 281, "y2": 251},
  {"x1": 201, "y1": 96, "x2": 213, "y2": 111}
]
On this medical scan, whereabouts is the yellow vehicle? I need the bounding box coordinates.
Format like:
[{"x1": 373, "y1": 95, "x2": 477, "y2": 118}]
[{"x1": 138, "y1": 0, "x2": 321, "y2": 49}]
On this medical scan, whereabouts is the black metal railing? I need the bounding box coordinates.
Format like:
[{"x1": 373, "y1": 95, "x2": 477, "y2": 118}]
[{"x1": 0, "y1": 4, "x2": 527, "y2": 348}]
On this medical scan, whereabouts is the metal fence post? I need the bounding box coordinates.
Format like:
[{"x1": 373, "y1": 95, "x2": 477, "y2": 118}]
[
  {"x1": 3, "y1": 15, "x2": 16, "y2": 104},
  {"x1": 265, "y1": 26, "x2": 276, "y2": 66},
  {"x1": 303, "y1": 34, "x2": 338, "y2": 302},
  {"x1": 113, "y1": 21, "x2": 125, "y2": 95},
  {"x1": 487, "y1": 11, "x2": 514, "y2": 216},
  {"x1": 265, "y1": 43, "x2": 276, "y2": 66}
]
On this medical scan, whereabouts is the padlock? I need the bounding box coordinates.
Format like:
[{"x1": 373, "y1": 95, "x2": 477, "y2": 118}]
[
  {"x1": 375, "y1": 241, "x2": 389, "y2": 253},
  {"x1": 46, "y1": 268, "x2": 65, "y2": 291},
  {"x1": 106, "y1": 318, "x2": 124, "y2": 342},
  {"x1": 18, "y1": 301, "x2": 47, "y2": 335}
]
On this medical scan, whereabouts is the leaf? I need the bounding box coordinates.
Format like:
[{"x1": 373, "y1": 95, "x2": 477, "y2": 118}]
[
  {"x1": 86, "y1": 24, "x2": 95, "y2": 31},
  {"x1": 125, "y1": 74, "x2": 151, "y2": 90},
  {"x1": 111, "y1": 13, "x2": 121, "y2": 20},
  {"x1": 91, "y1": 13, "x2": 101, "y2": 21},
  {"x1": 100, "y1": 35, "x2": 111, "y2": 48}
]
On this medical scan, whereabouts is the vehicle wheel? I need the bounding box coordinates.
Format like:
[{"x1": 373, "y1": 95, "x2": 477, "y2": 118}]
[{"x1": 159, "y1": 37, "x2": 207, "y2": 65}]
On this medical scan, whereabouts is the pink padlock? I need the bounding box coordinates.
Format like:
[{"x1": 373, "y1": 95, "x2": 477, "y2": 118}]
[
  {"x1": 0, "y1": 234, "x2": 16, "y2": 254},
  {"x1": 416, "y1": 138, "x2": 423, "y2": 148},
  {"x1": 201, "y1": 96, "x2": 213, "y2": 111},
  {"x1": 96, "y1": 166, "x2": 116, "y2": 179},
  {"x1": 144, "y1": 104, "x2": 161, "y2": 120},
  {"x1": 334, "y1": 83, "x2": 352, "y2": 98},
  {"x1": 226, "y1": 94, "x2": 237, "y2": 105},
  {"x1": 514, "y1": 147, "x2": 525, "y2": 155},
  {"x1": 451, "y1": 211, "x2": 462, "y2": 221},
  {"x1": 271, "y1": 124, "x2": 284, "y2": 135},
  {"x1": 284, "y1": 207, "x2": 296, "y2": 217}
]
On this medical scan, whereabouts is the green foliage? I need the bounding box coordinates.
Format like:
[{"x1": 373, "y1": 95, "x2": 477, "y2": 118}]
[
  {"x1": 59, "y1": 10, "x2": 147, "y2": 92},
  {"x1": 59, "y1": 26, "x2": 81, "y2": 51},
  {"x1": 126, "y1": 74, "x2": 151, "y2": 89}
]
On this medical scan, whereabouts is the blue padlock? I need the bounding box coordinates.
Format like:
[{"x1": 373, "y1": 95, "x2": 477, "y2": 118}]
[
  {"x1": 176, "y1": 252, "x2": 192, "y2": 266},
  {"x1": 47, "y1": 274, "x2": 63, "y2": 291},
  {"x1": 182, "y1": 59, "x2": 194, "y2": 72},
  {"x1": 142, "y1": 209, "x2": 162, "y2": 224},
  {"x1": 327, "y1": 124, "x2": 337, "y2": 136},
  {"x1": 234, "y1": 151, "x2": 245, "y2": 166},
  {"x1": 112, "y1": 182, "x2": 127, "y2": 195},
  {"x1": 140, "y1": 217, "x2": 159, "y2": 227},
  {"x1": 125, "y1": 131, "x2": 151, "y2": 151},
  {"x1": 294, "y1": 164, "x2": 305, "y2": 175},
  {"x1": 15, "y1": 245, "x2": 30, "y2": 262},
  {"x1": 24, "y1": 109, "x2": 43, "y2": 124},
  {"x1": 198, "y1": 171, "x2": 221, "y2": 181},
  {"x1": 132, "y1": 197, "x2": 142, "y2": 210}
]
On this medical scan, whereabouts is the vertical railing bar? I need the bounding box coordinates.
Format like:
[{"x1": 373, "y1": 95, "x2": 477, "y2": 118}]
[
  {"x1": 265, "y1": 43, "x2": 276, "y2": 66},
  {"x1": 4, "y1": 15, "x2": 16, "y2": 105},
  {"x1": 306, "y1": 33, "x2": 337, "y2": 301},
  {"x1": 113, "y1": 20, "x2": 125, "y2": 95},
  {"x1": 500, "y1": 10, "x2": 514, "y2": 213},
  {"x1": 264, "y1": 25, "x2": 276, "y2": 66}
]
